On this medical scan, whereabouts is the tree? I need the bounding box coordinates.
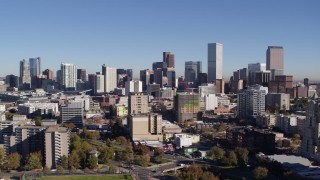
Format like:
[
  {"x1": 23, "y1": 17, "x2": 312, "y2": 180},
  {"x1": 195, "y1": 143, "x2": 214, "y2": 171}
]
[
  {"x1": 222, "y1": 150, "x2": 237, "y2": 166},
  {"x1": 87, "y1": 155, "x2": 98, "y2": 169},
  {"x1": 81, "y1": 141, "x2": 94, "y2": 154},
  {"x1": 134, "y1": 144, "x2": 149, "y2": 155},
  {"x1": 70, "y1": 134, "x2": 81, "y2": 152},
  {"x1": 152, "y1": 148, "x2": 165, "y2": 164},
  {"x1": 68, "y1": 150, "x2": 80, "y2": 169},
  {"x1": 235, "y1": 147, "x2": 249, "y2": 168},
  {"x1": 60, "y1": 155, "x2": 68, "y2": 169},
  {"x1": 25, "y1": 152, "x2": 42, "y2": 170},
  {"x1": 178, "y1": 164, "x2": 203, "y2": 180},
  {"x1": 253, "y1": 166, "x2": 268, "y2": 180},
  {"x1": 33, "y1": 117, "x2": 42, "y2": 126},
  {"x1": 57, "y1": 165, "x2": 65, "y2": 174},
  {"x1": 200, "y1": 171, "x2": 219, "y2": 180},
  {"x1": 43, "y1": 166, "x2": 50, "y2": 175},
  {"x1": 0, "y1": 148, "x2": 5, "y2": 169},
  {"x1": 5, "y1": 153, "x2": 21, "y2": 170},
  {"x1": 99, "y1": 147, "x2": 115, "y2": 164},
  {"x1": 109, "y1": 165, "x2": 117, "y2": 174},
  {"x1": 207, "y1": 147, "x2": 225, "y2": 160},
  {"x1": 134, "y1": 154, "x2": 150, "y2": 167},
  {"x1": 115, "y1": 136, "x2": 128, "y2": 146},
  {"x1": 64, "y1": 122, "x2": 76, "y2": 130}
]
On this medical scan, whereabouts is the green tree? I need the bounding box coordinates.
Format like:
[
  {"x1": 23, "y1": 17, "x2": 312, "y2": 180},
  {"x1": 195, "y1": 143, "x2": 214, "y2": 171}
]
[
  {"x1": 134, "y1": 144, "x2": 149, "y2": 155},
  {"x1": 60, "y1": 155, "x2": 68, "y2": 169},
  {"x1": 134, "y1": 154, "x2": 150, "y2": 167},
  {"x1": 81, "y1": 141, "x2": 94, "y2": 154},
  {"x1": 43, "y1": 166, "x2": 50, "y2": 175},
  {"x1": 5, "y1": 153, "x2": 21, "y2": 170},
  {"x1": 70, "y1": 134, "x2": 81, "y2": 152},
  {"x1": 235, "y1": 147, "x2": 249, "y2": 168},
  {"x1": 99, "y1": 147, "x2": 115, "y2": 164},
  {"x1": 33, "y1": 117, "x2": 42, "y2": 126},
  {"x1": 206, "y1": 147, "x2": 225, "y2": 160},
  {"x1": 87, "y1": 155, "x2": 98, "y2": 169},
  {"x1": 221, "y1": 150, "x2": 237, "y2": 166},
  {"x1": 200, "y1": 171, "x2": 219, "y2": 180},
  {"x1": 57, "y1": 165, "x2": 65, "y2": 174},
  {"x1": 115, "y1": 136, "x2": 128, "y2": 146},
  {"x1": 152, "y1": 147, "x2": 165, "y2": 164},
  {"x1": 0, "y1": 147, "x2": 5, "y2": 169},
  {"x1": 68, "y1": 150, "x2": 80, "y2": 169},
  {"x1": 253, "y1": 166, "x2": 268, "y2": 180},
  {"x1": 25, "y1": 152, "x2": 42, "y2": 170}
]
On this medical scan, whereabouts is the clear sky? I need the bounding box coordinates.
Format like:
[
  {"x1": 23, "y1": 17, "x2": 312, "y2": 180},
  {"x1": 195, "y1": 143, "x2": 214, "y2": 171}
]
[{"x1": 0, "y1": 0, "x2": 319, "y2": 81}]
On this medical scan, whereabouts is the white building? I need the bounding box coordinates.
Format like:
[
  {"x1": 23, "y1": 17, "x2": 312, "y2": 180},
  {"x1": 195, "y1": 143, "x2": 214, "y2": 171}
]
[
  {"x1": 208, "y1": 43, "x2": 223, "y2": 82},
  {"x1": 174, "y1": 134, "x2": 193, "y2": 148},
  {"x1": 125, "y1": 80, "x2": 142, "y2": 96},
  {"x1": 61, "y1": 63, "x2": 77, "y2": 90},
  {"x1": 102, "y1": 65, "x2": 117, "y2": 93},
  {"x1": 0, "y1": 104, "x2": 5, "y2": 112},
  {"x1": 205, "y1": 94, "x2": 218, "y2": 111},
  {"x1": 0, "y1": 112, "x2": 6, "y2": 121},
  {"x1": 199, "y1": 83, "x2": 215, "y2": 100},
  {"x1": 238, "y1": 85, "x2": 267, "y2": 119},
  {"x1": 18, "y1": 103, "x2": 59, "y2": 116}
]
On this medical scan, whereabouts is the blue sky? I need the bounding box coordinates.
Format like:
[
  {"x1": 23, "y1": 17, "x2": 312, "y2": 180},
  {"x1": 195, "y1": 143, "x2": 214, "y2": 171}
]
[{"x1": 0, "y1": 0, "x2": 319, "y2": 81}]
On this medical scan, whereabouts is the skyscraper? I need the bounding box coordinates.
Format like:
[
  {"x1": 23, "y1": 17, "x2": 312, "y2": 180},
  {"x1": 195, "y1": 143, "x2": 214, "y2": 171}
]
[
  {"x1": 163, "y1": 52, "x2": 175, "y2": 68},
  {"x1": 61, "y1": 63, "x2": 77, "y2": 91},
  {"x1": 266, "y1": 46, "x2": 284, "y2": 80},
  {"x1": 185, "y1": 61, "x2": 202, "y2": 86},
  {"x1": 19, "y1": 59, "x2": 31, "y2": 89},
  {"x1": 29, "y1": 57, "x2": 41, "y2": 77},
  {"x1": 42, "y1": 69, "x2": 54, "y2": 80},
  {"x1": 77, "y1": 69, "x2": 87, "y2": 82},
  {"x1": 208, "y1": 43, "x2": 223, "y2": 82},
  {"x1": 102, "y1": 64, "x2": 117, "y2": 93}
]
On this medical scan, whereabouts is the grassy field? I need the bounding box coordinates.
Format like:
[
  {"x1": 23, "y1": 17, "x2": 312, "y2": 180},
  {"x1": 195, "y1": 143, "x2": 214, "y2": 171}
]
[{"x1": 39, "y1": 175, "x2": 133, "y2": 180}]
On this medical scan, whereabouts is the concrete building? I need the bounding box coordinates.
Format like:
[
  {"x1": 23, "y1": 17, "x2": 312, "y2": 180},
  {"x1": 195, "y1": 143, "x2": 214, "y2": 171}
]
[
  {"x1": 175, "y1": 92, "x2": 200, "y2": 123},
  {"x1": 128, "y1": 92, "x2": 149, "y2": 115},
  {"x1": 60, "y1": 101, "x2": 83, "y2": 126},
  {"x1": 20, "y1": 59, "x2": 31, "y2": 89},
  {"x1": 166, "y1": 68, "x2": 176, "y2": 88},
  {"x1": 275, "y1": 115, "x2": 298, "y2": 134},
  {"x1": 42, "y1": 69, "x2": 54, "y2": 80},
  {"x1": 18, "y1": 103, "x2": 59, "y2": 116},
  {"x1": 129, "y1": 113, "x2": 163, "y2": 142},
  {"x1": 301, "y1": 98, "x2": 320, "y2": 161},
  {"x1": 140, "y1": 69, "x2": 154, "y2": 91},
  {"x1": 266, "y1": 93, "x2": 290, "y2": 112},
  {"x1": 185, "y1": 61, "x2": 202, "y2": 86},
  {"x1": 102, "y1": 65, "x2": 117, "y2": 93},
  {"x1": 125, "y1": 80, "x2": 142, "y2": 96},
  {"x1": 268, "y1": 75, "x2": 293, "y2": 94},
  {"x1": 256, "y1": 114, "x2": 277, "y2": 128},
  {"x1": 0, "y1": 121, "x2": 13, "y2": 143},
  {"x1": 208, "y1": 43, "x2": 223, "y2": 82},
  {"x1": 45, "y1": 126, "x2": 69, "y2": 169},
  {"x1": 77, "y1": 69, "x2": 87, "y2": 82},
  {"x1": 237, "y1": 85, "x2": 267, "y2": 119},
  {"x1": 61, "y1": 63, "x2": 77, "y2": 91},
  {"x1": 198, "y1": 83, "x2": 215, "y2": 100}
]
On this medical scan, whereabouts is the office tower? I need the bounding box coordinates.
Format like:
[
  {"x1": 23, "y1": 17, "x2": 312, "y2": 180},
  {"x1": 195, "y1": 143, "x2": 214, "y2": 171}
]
[
  {"x1": 45, "y1": 126, "x2": 69, "y2": 169},
  {"x1": 5, "y1": 74, "x2": 19, "y2": 88},
  {"x1": 248, "y1": 63, "x2": 267, "y2": 85},
  {"x1": 198, "y1": 73, "x2": 208, "y2": 86},
  {"x1": 29, "y1": 57, "x2": 41, "y2": 77},
  {"x1": 61, "y1": 101, "x2": 83, "y2": 126},
  {"x1": 301, "y1": 99, "x2": 320, "y2": 159},
  {"x1": 102, "y1": 65, "x2": 117, "y2": 93},
  {"x1": 61, "y1": 63, "x2": 77, "y2": 91},
  {"x1": 125, "y1": 80, "x2": 142, "y2": 96},
  {"x1": 266, "y1": 46, "x2": 284, "y2": 80},
  {"x1": 255, "y1": 71, "x2": 271, "y2": 87},
  {"x1": 77, "y1": 69, "x2": 87, "y2": 82},
  {"x1": 237, "y1": 85, "x2": 268, "y2": 119},
  {"x1": 94, "y1": 74, "x2": 104, "y2": 94},
  {"x1": 175, "y1": 92, "x2": 200, "y2": 123},
  {"x1": 153, "y1": 68, "x2": 163, "y2": 87},
  {"x1": 304, "y1": 78, "x2": 309, "y2": 87},
  {"x1": 215, "y1": 79, "x2": 225, "y2": 94},
  {"x1": 167, "y1": 68, "x2": 176, "y2": 88},
  {"x1": 31, "y1": 75, "x2": 47, "y2": 89},
  {"x1": 126, "y1": 69, "x2": 133, "y2": 81},
  {"x1": 185, "y1": 61, "x2": 202, "y2": 85},
  {"x1": 42, "y1": 69, "x2": 54, "y2": 80},
  {"x1": 20, "y1": 59, "x2": 31, "y2": 89},
  {"x1": 147, "y1": 83, "x2": 161, "y2": 98},
  {"x1": 129, "y1": 113, "x2": 163, "y2": 141},
  {"x1": 140, "y1": 69, "x2": 154, "y2": 91},
  {"x1": 198, "y1": 83, "x2": 216, "y2": 100},
  {"x1": 208, "y1": 43, "x2": 223, "y2": 82},
  {"x1": 128, "y1": 92, "x2": 149, "y2": 115},
  {"x1": 163, "y1": 52, "x2": 175, "y2": 68}
]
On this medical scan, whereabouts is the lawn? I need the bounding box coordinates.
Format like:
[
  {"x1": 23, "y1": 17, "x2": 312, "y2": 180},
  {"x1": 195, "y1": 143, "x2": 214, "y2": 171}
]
[{"x1": 39, "y1": 175, "x2": 133, "y2": 180}]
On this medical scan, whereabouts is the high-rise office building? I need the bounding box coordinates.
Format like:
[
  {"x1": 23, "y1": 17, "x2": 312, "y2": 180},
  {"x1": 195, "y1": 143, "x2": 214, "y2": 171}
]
[
  {"x1": 266, "y1": 46, "x2": 284, "y2": 80},
  {"x1": 140, "y1": 69, "x2": 154, "y2": 91},
  {"x1": 20, "y1": 59, "x2": 31, "y2": 89},
  {"x1": 163, "y1": 52, "x2": 175, "y2": 68},
  {"x1": 208, "y1": 43, "x2": 223, "y2": 82},
  {"x1": 61, "y1": 101, "x2": 83, "y2": 126},
  {"x1": 29, "y1": 57, "x2": 41, "y2": 77},
  {"x1": 185, "y1": 61, "x2": 202, "y2": 86},
  {"x1": 77, "y1": 69, "x2": 87, "y2": 82},
  {"x1": 94, "y1": 74, "x2": 104, "y2": 94},
  {"x1": 175, "y1": 92, "x2": 200, "y2": 123},
  {"x1": 167, "y1": 68, "x2": 176, "y2": 88},
  {"x1": 42, "y1": 69, "x2": 54, "y2": 80},
  {"x1": 61, "y1": 63, "x2": 77, "y2": 91},
  {"x1": 5, "y1": 74, "x2": 19, "y2": 88},
  {"x1": 45, "y1": 126, "x2": 69, "y2": 169},
  {"x1": 102, "y1": 65, "x2": 117, "y2": 93}
]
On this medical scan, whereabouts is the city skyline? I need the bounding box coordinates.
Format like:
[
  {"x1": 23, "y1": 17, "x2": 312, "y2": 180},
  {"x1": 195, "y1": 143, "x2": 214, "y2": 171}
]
[{"x1": 0, "y1": 1, "x2": 319, "y2": 81}]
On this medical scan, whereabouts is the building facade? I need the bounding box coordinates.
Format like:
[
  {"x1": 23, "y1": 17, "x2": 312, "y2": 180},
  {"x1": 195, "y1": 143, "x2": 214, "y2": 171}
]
[
  {"x1": 208, "y1": 43, "x2": 223, "y2": 82},
  {"x1": 61, "y1": 63, "x2": 77, "y2": 91}
]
